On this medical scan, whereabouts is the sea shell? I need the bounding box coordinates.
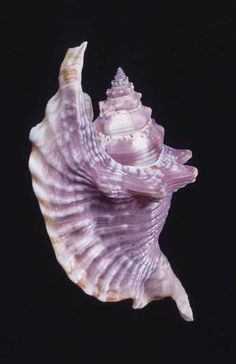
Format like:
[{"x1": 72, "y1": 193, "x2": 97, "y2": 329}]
[{"x1": 29, "y1": 41, "x2": 198, "y2": 321}]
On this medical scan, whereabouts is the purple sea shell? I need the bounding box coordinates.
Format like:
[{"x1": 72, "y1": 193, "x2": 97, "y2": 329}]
[{"x1": 29, "y1": 42, "x2": 198, "y2": 321}]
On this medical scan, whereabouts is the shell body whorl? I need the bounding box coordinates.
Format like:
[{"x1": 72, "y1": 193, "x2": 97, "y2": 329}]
[{"x1": 29, "y1": 42, "x2": 198, "y2": 321}]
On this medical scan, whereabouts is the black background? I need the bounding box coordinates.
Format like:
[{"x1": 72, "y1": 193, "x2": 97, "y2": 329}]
[{"x1": 2, "y1": 1, "x2": 236, "y2": 363}]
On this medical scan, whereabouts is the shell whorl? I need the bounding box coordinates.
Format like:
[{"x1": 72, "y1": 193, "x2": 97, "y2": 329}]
[{"x1": 94, "y1": 68, "x2": 163, "y2": 166}]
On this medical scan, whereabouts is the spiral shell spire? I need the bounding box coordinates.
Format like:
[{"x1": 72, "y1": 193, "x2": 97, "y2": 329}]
[
  {"x1": 111, "y1": 67, "x2": 129, "y2": 86},
  {"x1": 94, "y1": 68, "x2": 164, "y2": 166}
]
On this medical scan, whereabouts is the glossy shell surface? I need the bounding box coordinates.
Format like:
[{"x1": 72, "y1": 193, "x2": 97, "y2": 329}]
[{"x1": 29, "y1": 42, "x2": 198, "y2": 321}]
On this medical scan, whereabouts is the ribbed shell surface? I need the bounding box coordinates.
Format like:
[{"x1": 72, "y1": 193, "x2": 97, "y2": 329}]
[{"x1": 29, "y1": 42, "x2": 198, "y2": 321}]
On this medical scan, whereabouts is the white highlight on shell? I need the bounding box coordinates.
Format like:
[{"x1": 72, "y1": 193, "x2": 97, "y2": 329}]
[{"x1": 132, "y1": 132, "x2": 149, "y2": 150}]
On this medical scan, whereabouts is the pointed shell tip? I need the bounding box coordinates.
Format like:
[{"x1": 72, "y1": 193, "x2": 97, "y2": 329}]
[
  {"x1": 116, "y1": 67, "x2": 126, "y2": 77},
  {"x1": 80, "y1": 41, "x2": 88, "y2": 51}
]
